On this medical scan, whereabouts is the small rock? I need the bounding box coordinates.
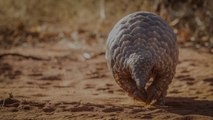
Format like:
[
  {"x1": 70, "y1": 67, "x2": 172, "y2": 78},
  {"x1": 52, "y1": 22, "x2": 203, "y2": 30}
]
[{"x1": 43, "y1": 105, "x2": 55, "y2": 112}]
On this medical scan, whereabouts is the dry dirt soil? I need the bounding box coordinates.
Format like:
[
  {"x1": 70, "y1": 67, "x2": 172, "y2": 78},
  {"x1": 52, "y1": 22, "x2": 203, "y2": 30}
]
[{"x1": 0, "y1": 31, "x2": 213, "y2": 120}]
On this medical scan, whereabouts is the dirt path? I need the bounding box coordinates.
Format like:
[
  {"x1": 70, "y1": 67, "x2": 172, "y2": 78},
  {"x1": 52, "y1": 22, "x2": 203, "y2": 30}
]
[{"x1": 0, "y1": 43, "x2": 213, "y2": 119}]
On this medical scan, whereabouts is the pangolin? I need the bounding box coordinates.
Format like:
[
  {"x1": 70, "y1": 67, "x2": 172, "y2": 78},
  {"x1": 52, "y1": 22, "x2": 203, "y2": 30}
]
[{"x1": 105, "y1": 11, "x2": 178, "y2": 105}]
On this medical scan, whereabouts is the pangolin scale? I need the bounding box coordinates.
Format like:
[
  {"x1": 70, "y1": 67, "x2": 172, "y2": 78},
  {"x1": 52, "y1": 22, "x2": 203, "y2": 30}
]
[{"x1": 106, "y1": 11, "x2": 179, "y2": 104}]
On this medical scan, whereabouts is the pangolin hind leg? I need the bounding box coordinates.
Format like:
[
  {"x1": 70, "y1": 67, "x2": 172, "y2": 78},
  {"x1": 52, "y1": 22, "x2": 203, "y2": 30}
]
[{"x1": 146, "y1": 72, "x2": 173, "y2": 105}]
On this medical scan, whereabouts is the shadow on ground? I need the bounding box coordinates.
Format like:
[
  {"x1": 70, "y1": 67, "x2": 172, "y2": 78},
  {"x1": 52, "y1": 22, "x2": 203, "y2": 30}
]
[{"x1": 164, "y1": 97, "x2": 213, "y2": 117}]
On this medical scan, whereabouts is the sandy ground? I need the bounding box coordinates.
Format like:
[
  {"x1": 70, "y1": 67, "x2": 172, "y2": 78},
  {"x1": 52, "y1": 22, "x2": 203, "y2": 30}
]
[{"x1": 0, "y1": 39, "x2": 213, "y2": 120}]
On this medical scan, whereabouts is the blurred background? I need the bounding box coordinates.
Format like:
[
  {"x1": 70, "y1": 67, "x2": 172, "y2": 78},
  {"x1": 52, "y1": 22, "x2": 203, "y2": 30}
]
[
  {"x1": 0, "y1": 0, "x2": 213, "y2": 52},
  {"x1": 1, "y1": 1, "x2": 213, "y2": 119}
]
